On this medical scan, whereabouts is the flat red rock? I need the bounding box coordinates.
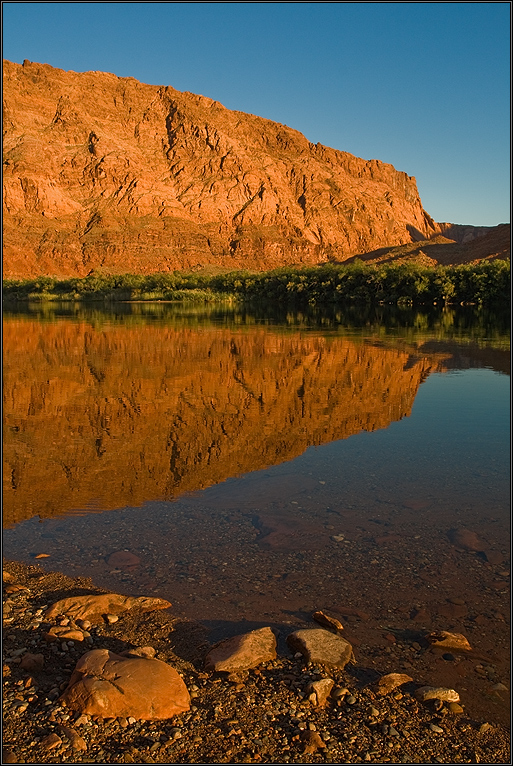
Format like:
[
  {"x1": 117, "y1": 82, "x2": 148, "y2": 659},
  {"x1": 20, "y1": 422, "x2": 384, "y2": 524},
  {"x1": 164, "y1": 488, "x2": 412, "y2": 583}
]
[
  {"x1": 205, "y1": 627, "x2": 277, "y2": 672},
  {"x1": 45, "y1": 593, "x2": 171, "y2": 624}
]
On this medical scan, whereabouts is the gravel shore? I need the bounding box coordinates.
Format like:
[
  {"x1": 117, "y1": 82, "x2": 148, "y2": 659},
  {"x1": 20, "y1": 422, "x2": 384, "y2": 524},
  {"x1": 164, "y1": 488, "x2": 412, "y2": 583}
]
[{"x1": 3, "y1": 559, "x2": 510, "y2": 764}]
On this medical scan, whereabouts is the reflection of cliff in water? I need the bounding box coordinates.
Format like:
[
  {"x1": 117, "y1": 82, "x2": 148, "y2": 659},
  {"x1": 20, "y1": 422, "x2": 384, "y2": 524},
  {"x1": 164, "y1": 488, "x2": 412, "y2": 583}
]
[{"x1": 2, "y1": 317, "x2": 506, "y2": 526}]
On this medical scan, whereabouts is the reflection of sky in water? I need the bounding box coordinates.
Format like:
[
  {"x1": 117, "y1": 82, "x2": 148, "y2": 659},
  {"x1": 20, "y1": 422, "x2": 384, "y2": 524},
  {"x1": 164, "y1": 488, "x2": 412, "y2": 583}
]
[
  {"x1": 194, "y1": 368, "x2": 510, "y2": 523},
  {"x1": 302, "y1": 369, "x2": 509, "y2": 496}
]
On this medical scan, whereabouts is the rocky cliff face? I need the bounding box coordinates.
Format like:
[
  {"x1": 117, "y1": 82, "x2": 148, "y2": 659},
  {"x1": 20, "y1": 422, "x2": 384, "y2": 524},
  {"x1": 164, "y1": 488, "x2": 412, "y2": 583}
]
[
  {"x1": 3, "y1": 317, "x2": 444, "y2": 526},
  {"x1": 3, "y1": 59, "x2": 444, "y2": 278}
]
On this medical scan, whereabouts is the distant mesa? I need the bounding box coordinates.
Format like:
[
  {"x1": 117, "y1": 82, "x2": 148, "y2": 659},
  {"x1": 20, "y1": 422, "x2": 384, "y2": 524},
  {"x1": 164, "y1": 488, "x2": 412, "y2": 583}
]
[{"x1": 3, "y1": 59, "x2": 508, "y2": 278}]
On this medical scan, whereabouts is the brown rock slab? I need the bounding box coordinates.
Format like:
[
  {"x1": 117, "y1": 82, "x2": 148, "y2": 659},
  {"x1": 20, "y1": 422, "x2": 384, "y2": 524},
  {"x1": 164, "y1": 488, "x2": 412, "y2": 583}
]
[
  {"x1": 45, "y1": 593, "x2": 171, "y2": 624},
  {"x1": 286, "y1": 629, "x2": 354, "y2": 668},
  {"x1": 107, "y1": 551, "x2": 141, "y2": 570},
  {"x1": 2, "y1": 750, "x2": 17, "y2": 764},
  {"x1": 374, "y1": 673, "x2": 413, "y2": 696},
  {"x1": 427, "y1": 631, "x2": 472, "y2": 652},
  {"x1": 60, "y1": 649, "x2": 190, "y2": 720},
  {"x1": 312, "y1": 610, "x2": 344, "y2": 632},
  {"x1": 204, "y1": 627, "x2": 277, "y2": 672},
  {"x1": 19, "y1": 652, "x2": 44, "y2": 672}
]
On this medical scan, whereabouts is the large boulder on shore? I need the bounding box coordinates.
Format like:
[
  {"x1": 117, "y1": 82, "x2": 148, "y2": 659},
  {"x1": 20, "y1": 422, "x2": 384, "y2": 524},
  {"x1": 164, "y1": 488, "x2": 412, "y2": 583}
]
[{"x1": 60, "y1": 649, "x2": 190, "y2": 720}]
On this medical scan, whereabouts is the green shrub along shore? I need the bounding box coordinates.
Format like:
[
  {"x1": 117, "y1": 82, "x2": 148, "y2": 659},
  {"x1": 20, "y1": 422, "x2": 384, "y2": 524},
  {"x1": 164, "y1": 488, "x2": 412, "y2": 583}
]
[{"x1": 3, "y1": 260, "x2": 510, "y2": 306}]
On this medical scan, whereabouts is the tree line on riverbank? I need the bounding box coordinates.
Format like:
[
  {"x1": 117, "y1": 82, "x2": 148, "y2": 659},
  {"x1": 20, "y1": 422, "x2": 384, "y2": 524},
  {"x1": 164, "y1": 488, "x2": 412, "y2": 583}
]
[{"x1": 3, "y1": 260, "x2": 510, "y2": 306}]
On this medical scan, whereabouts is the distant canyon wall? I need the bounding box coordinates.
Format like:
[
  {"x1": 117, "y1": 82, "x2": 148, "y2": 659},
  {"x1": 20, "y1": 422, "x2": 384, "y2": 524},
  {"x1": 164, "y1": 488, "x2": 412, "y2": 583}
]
[
  {"x1": 3, "y1": 59, "x2": 446, "y2": 278},
  {"x1": 3, "y1": 318, "x2": 444, "y2": 526}
]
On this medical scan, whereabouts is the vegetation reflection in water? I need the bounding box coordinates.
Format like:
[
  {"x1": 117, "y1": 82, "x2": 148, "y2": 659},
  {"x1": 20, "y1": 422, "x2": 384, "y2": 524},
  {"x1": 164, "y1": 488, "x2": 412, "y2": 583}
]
[{"x1": 3, "y1": 304, "x2": 510, "y2": 529}]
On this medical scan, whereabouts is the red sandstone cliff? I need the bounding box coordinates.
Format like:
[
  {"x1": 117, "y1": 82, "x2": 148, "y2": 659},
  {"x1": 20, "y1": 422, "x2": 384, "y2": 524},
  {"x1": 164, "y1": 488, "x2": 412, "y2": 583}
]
[{"x1": 3, "y1": 59, "x2": 447, "y2": 278}]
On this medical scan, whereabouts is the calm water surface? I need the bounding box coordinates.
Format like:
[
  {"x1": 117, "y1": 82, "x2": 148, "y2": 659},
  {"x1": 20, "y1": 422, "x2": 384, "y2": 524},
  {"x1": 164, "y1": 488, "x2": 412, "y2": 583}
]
[{"x1": 2, "y1": 303, "x2": 510, "y2": 723}]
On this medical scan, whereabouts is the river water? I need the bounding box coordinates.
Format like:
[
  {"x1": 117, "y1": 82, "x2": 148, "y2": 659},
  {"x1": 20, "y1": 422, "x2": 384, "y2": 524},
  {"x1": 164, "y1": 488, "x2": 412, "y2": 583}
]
[{"x1": 2, "y1": 303, "x2": 510, "y2": 724}]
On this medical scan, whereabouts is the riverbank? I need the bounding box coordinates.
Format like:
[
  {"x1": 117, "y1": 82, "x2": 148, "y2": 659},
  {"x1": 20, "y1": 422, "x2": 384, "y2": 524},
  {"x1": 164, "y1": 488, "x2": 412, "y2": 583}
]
[
  {"x1": 3, "y1": 559, "x2": 510, "y2": 764},
  {"x1": 2, "y1": 260, "x2": 510, "y2": 307}
]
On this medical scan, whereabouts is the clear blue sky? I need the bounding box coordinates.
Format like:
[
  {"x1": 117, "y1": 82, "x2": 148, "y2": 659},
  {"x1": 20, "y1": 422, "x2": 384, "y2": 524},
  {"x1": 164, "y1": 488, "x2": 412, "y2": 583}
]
[{"x1": 3, "y1": 2, "x2": 510, "y2": 226}]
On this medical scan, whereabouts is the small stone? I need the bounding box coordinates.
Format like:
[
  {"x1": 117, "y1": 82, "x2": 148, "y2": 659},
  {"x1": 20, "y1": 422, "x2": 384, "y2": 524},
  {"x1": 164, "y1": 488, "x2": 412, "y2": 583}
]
[
  {"x1": 75, "y1": 714, "x2": 89, "y2": 726},
  {"x1": 60, "y1": 725, "x2": 87, "y2": 751},
  {"x1": 35, "y1": 553, "x2": 51, "y2": 559},
  {"x1": 447, "y1": 702, "x2": 464, "y2": 714},
  {"x1": 426, "y1": 631, "x2": 472, "y2": 652},
  {"x1": 3, "y1": 750, "x2": 17, "y2": 764},
  {"x1": 346, "y1": 695, "x2": 357, "y2": 705},
  {"x1": 429, "y1": 723, "x2": 444, "y2": 733},
  {"x1": 491, "y1": 682, "x2": 508, "y2": 691},
  {"x1": 121, "y1": 646, "x2": 156, "y2": 659},
  {"x1": 306, "y1": 678, "x2": 334, "y2": 706},
  {"x1": 301, "y1": 730, "x2": 326, "y2": 754},
  {"x1": 375, "y1": 673, "x2": 413, "y2": 696},
  {"x1": 105, "y1": 614, "x2": 119, "y2": 624},
  {"x1": 41, "y1": 733, "x2": 62, "y2": 750},
  {"x1": 312, "y1": 610, "x2": 344, "y2": 632},
  {"x1": 415, "y1": 686, "x2": 460, "y2": 703},
  {"x1": 368, "y1": 706, "x2": 379, "y2": 717},
  {"x1": 19, "y1": 652, "x2": 44, "y2": 672},
  {"x1": 331, "y1": 686, "x2": 349, "y2": 699},
  {"x1": 479, "y1": 722, "x2": 492, "y2": 734}
]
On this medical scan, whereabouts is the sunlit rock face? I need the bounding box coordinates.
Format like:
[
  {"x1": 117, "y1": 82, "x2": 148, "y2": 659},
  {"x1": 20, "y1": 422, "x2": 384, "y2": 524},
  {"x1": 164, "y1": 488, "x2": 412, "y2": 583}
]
[
  {"x1": 3, "y1": 59, "x2": 443, "y2": 278},
  {"x1": 3, "y1": 317, "x2": 440, "y2": 526}
]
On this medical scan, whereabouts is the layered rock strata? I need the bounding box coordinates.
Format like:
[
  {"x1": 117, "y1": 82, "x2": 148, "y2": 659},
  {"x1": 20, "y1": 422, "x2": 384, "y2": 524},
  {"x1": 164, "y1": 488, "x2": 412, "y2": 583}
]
[{"x1": 3, "y1": 59, "x2": 445, "y2": 278}]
